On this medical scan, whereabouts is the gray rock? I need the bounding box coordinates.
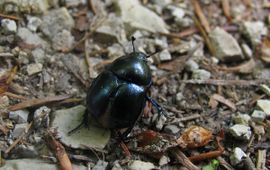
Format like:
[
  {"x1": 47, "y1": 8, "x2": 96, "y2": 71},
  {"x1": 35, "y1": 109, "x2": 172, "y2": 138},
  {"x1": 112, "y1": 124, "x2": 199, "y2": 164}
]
[
  {"x1": 26, "y1": 63, "x2": 43, "y2": 75},
  {"x1": 166, "y1": 5, "x2": 185, "y2": 20},
  {"x1": 9, "y1": 110, "x2": 29, "y2": 123},
  {"x1": 41, "y1": 7, "x2": 74, "y2": 38},
  {"x1": 151, "y1": 0, "x2": 172, "y2": 7},
  {"x1": 259, "y1": 84, "x2": 270, "y2": 97},
  {"x1": 51, "y1": 105, "x2": 110, "y2": 149},
  {"x1": 155, "y1": 114, "x2": 167, "y2": 130},
  {"x1": 251, "y1": 110, "x2": 266, "y2": 121},
  {"x1": 159, "y1": 49, "x2": 172, "y2": 61},
  {"x1": 230, "y1": 147, "x2": 247, "y2": 165},
  {"x1": 2, "y1": 159, "x2": 87, "y2": 170},
  {"x1": 209, "y1": 27, "x2": 243, "y2": 62},
  {"x1": 27, "y1": 16, "x2": 42, "y2": 32},
  {"x1": 185, "y1": 59, "x2": 199, "y2": 72},
  {"x1": 92, "y1": 160, "x2": 108, "y2": 170},
  {"x1": 1, "y1": 19, "x2": 17, "y2": 33},
  {"x1": 52, "y1": 30, "x2": 74, "y2": 51},
  {"x1": 65, "y1": 0, "x2": 86, "y2": 7},
  {"x1": 17, "y1": 28, "x2": 48, "y2": 49},
  {"x1": 128, "y1": 160, "x2": 155, "y2": 170},
  {"x1": 164, "y1": 124, "x2": 180, "y2": 134},
  {"x1": 176, "y1": 92, "x2": 184, "y2": 102},
  {"x1": 94, "y1": 14, "x2": 127, "y2": 44},
  {"x1": 0, "y1": 0, "x2": 50, "y2": 14},
  {"x1": 12, "y1": 145, "x2": 39, "y2": 158},
  {"x1": 13, "y1": 123, "x2": 28, "y2": 138},
  {"x1": 229, "y1": 124, "x2": 252, "y2": 140},
  {"x1": 154, "y1": 37, "x2": 168, "y2": 49},
  {"x1": 32, "y1": 48, "x2": 45, "y2": 64},
  {"x1": 33, "y1": 106, "x2": 51, "y2": 129},
  {"x1": 0, "y1": 96, "x2": 9, "y2": 111},
  {"x1": 241, "y1": 43, "x2": 253, "y2": 58},
  {"x1": 232, "y1": 113, "x2": 251, "y2": 125},
  {"x1": 115, "y1": 0, "x2": 168, "y2": 33},
  {"x1": 159, "y1": 155, "x2": 170, "y2": 166},
  {"x1": 192, "y1": 69, "x2": 211, "y2": 80},
  {"x1": 107, "y1": 44, "x2": 125, "y2": 59},
  {"x1": 241, "y1": 21, "x2": 267, "y2": 46},
  {"x1": 256, "y1": 99, "x2": 270, "y2": 117}
]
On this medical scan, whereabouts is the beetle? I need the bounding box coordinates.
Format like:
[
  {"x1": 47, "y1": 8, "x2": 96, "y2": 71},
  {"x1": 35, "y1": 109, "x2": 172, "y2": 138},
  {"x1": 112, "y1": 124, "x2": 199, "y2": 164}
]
[{"x1": 69, "y1": 37, "x2": 163, "y2": 139}]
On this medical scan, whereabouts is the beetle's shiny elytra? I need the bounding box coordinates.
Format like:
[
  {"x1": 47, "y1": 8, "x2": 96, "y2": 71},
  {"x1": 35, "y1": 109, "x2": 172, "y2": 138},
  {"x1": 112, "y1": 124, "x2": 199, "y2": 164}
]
[{"x1": 87, "y1": 50, "x2": 152, "y2": 131}]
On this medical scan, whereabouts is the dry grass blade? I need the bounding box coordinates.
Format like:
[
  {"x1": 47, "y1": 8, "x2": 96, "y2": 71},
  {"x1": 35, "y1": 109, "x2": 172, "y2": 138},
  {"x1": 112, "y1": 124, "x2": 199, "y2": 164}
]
[
  {"x1": 211, "y1": 94, "x2": 236, "y2": 111},
  {"x1": 222, "y1": 0, "x2": 232, "y2": 21},
  {"x1": 0, "y1": 13, "x2": 20, "y2": 20},
  {"x1": 8, "y1": 95, "x2": 71, "y2": 111},
  {"x1": 45, "y1": 132, "x2": 73, "y2": 170},
  {"x1": 191, "y1": 0, "x2": 211, "y2": 33},
  {"x1": 180, "y1": 79, "x2": 270, "y2": 86}
]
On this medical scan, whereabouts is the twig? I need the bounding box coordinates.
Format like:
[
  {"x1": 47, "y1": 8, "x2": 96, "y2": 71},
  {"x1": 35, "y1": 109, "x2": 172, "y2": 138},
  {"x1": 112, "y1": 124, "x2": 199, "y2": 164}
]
[
  {"x1": 8, "y1": 95, "x2": 71, "y2": 111},
  {"x1": 191, "y1": 0, "x2": 211, "y2": 33},
  {"x1": 2, "y1": 92, "x2": 28, "y2": 100},
  {"x1": 211, "y1": 94, "x2": 236, "y2": 111},
  {"x1": 5, "y1": 122, "x2": 33, "y2": 154},
  {"x1": 160, "y1": 27, "x2": 198, "y2": 39},
  {"x1": 0, "y1": 124, "x2": 8, "y2": 135},
  {"x1": 120, "y1": 141, "x2": 131, "y2": 158},
  {"x1": 0, "y1": 13, "x2": 20, "y2": 20},
  {"x1": 256, "y1": 149, "x2": 266, "y2": 170},
  {"x1": 222, "y1": 0, "x2": 232, "y2": 21},
  {"x1": 165, "y1": 114, "x2": 201, "y2": 125},
  {"x1": 169, "y1": 147, "x2": 200, "y2": 170},
  {"x1": 179, "y1": 79, "x2": 270, "y2": 86},
  {"x1": 45, "y1": 132, "x2": 73, "y2": 170},
  {"x1": 217, "y1": 156, "x2": 234, "y2": 170},
  {"x1": 85, "y1": 39, "x2": 92, "y2": 79}
]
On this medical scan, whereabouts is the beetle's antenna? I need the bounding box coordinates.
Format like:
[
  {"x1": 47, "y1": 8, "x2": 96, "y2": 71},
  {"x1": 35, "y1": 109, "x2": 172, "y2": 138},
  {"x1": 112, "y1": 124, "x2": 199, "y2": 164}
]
[
  {"x1": 131, "y1": 36, "x2": 136, "y2": 52},
  {"x1": 146, "y1": 50, "x2": 161, "y2": 58}
]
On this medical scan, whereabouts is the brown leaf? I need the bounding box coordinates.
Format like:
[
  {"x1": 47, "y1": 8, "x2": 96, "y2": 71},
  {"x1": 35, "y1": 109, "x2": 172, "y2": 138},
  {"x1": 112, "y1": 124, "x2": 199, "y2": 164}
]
[{"x1": 177, "y1": 126, "x2": 212, "y2": 149}]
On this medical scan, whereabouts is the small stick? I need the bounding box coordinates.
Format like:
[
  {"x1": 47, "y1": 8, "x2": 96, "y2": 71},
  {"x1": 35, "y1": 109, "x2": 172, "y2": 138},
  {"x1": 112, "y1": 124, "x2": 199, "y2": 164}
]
[
  {"x1": 191, "y1": 0, "x2": 211, "y2": 33},
  {"x1": 256, "y1": 149, "x2": 266, "y2": 170},
  {"x1": 2, "y1": 92, "x2": 28, "y2": 100},
  {"x1": 8, "y1": 95, "x2": 71, "y2": 111},
  {"x1": 165, "y1": 114, "x2": 201, "y2": 125},
  {"x1": 0, "y1": 124, "x2": 8, "y2": 135},
  {"x1": 169, "y1": 147, "x2": 200, "y2": 170},
  {"x1": 5, "y1": 122, "x2": 32, "y2": 154},
  {"x1": 179, "y1": 79, "x2": 270, "y2": 86},
  {"x1": 221, "y1": 0, "x2": 232, "y2": 21},
  {"x1": 45, "y1": 132, "x2": 73, "y2": 170},
  {"x1": 0, "y1": 13, "x2": 20, "y2": 20}
]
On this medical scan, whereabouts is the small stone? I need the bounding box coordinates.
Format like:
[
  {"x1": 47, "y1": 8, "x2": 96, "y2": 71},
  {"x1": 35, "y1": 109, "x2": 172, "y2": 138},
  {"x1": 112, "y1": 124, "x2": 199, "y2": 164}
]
[
  {"x1": 92, "y1": 160, "x2": 108, "y2": 170},
  {"x1": 107, "y1": 44, "x2": 125, "y2": 59},
  {"x1": 13, "y1": 123, "x2": 28, "y2": 138},
  {"x1": 241, "y1": 21, "x2": 267, "y2": 46},
  {"x1": 27, "y1": 16, "x2": 42, "y2": 32},
  {"x1": 209, "y1": 27, "x2": 243, "y2": 62},
  {"x1": 159, "y1": 49, "x2": 172, "y2": 61},
  {"x1": 192, "y1": 69, "x2": 211, "y2": 80},
  {"x1": 12, "y1": 145, "x2": 39, "y2": 158},
  {"x1": 253, "y1": 125, "x2": 265, "y2": 136},
  {"x1": 33, "y1": 106, "x2": 51, "y2": 129},
  {"x1": 26, "y1": 63, "x2": 43, "y2": 75},
  {"x1": 1, "y1": 19, "x2": 17, "y2": 33},
  {"x1": 230, "y1": 147, "x2": 247, "y2": 165},
  {"x1": 232, "y1": 113, "x2": 251, "y2": 125},
  {"x1": 94, "y1": 14, "x2": 126, "y2": 44},
  {"x1": 241, "y1": 43, "x2": 253, "y2": 58},
  {"x1": 229, "y1": 124, "x2": 252, "y2": 140},
  {"x1": 112, "y1": 161, "x2": 123, "y2": 170},
  {"x1": 0, "y1": 95, "x2": 9, "y2": 111},
  {"x1": 32, "y1": 48, "x2": 45, "y2": 64},
  {"x1": 176, "y1": 92, "x2": 184, "y2": 102},
  {"x1": 259, "y1": 84, "x2": 270, "y2": 97},
  {"x1": 251, "y1": 110, "x2": 267, "y2": 122},
  {"x1": 115, "y1": 0, "x2": 168, "y2": 33},
  {"x1": 155, "y1": 37, "x2": 168, "y2": 49},
  {"x1": 166, "y1": 5, "x2": 185, "y2": 20},
  {"x1": 41, "y1": 7, "x2": 74, "y2": 38},
  {"x1": 256, "y1": 99, "x2": 270, "y2": 117},
  {"x1": 17, "y1": 28, "x2": 48, "y2": 48},
  {"x1": 159, "y1": 155, "x2": 170, "y2": 166},
  {"x1": 9, "y1": 110, "x2": 29, "y2": 123},
  {"x1": 185, "y1": 59, "x2": 199, "y2": 72},
  {"x1": 128, "y1": 160, "x2": 155, "y2": 170},
  {"x1": 155, "y1": 114, "x2": 167, "y2": 130},
  {"x1": 164, "y1": 124, "x2": 180, "y2": 134},
  {"x1": 52, "y1": 30, "x2": 74, "y2": 51}
]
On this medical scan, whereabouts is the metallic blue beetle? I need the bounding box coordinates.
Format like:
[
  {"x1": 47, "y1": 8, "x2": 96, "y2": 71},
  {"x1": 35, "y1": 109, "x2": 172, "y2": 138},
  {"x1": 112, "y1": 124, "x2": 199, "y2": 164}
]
[{"x1": 70, "y1": 37, "x2": 162, "y2": 138}]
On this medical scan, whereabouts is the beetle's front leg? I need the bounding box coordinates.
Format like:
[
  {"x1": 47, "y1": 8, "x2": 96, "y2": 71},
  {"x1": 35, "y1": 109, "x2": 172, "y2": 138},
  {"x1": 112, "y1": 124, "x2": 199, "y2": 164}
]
[
  {"x1": 146, "y1": 96, "x2": 164, "y2": 115},
  {"x1": 67, "y1": 109, "x2": 89, "y2": 135}
]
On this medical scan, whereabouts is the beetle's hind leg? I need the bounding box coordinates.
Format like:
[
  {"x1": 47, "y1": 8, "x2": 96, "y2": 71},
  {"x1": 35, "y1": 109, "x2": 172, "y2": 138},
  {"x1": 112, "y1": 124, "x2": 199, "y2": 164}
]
[{"x1": 67, "y1": 109, "x2": 89, "y2": 135}]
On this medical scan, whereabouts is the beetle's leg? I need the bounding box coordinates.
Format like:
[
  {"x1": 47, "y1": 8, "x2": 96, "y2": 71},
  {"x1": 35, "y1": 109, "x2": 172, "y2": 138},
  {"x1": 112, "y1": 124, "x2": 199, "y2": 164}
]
[
  {"x1": 67, "y1": 109, "x2": 89, "y2": 135},
  {"x1": 146, "y1": 96, "x2": 164, "y2": 115}
]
